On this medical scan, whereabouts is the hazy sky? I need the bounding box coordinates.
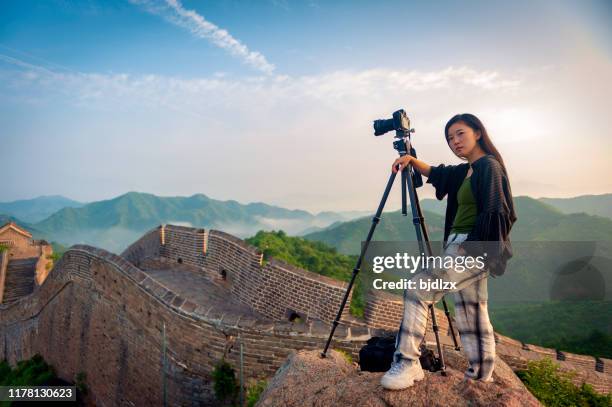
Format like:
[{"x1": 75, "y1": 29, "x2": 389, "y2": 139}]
[{"x1": 1, "y1": 0, "x2": 611, "y2": 213}]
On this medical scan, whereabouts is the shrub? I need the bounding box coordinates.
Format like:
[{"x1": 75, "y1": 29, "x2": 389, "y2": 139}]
[
  {"x1": 0, "y1": 354, "x2": 56, "y2": 388},
  {"x1": 246, "y1": 379, "x2": 268, "y2": 407},
  {"x1": 75, "y1": 371, "x2": 88, "y2": 395},
  {"x1": 212, "y1": 359, "x2": 238, "y2": 402},
  {"x1": 517, "y1": 358, "x2": 612, "y2": 406}
]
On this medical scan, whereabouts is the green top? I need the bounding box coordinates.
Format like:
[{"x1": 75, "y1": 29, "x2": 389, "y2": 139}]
[{"x1": 450, "y1": 176, "x2": 478, "y2": 234}]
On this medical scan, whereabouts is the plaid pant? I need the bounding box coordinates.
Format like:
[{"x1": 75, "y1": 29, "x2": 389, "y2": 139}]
[{"x1": 393, "y1": 232, "x2": 496, "y2": 381}]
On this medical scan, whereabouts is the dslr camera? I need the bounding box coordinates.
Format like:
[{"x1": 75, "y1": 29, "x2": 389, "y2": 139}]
[{"x1": 373, "y1": 109, "x2": 411, "y2": 136}]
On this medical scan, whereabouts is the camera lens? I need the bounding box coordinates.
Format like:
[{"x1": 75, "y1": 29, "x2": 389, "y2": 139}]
[{"x1": 373, "y1": 118, "x2": 395, "y2": 136}]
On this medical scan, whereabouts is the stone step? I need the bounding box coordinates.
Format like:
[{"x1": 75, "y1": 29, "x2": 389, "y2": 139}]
[
  {"x1": 4, "y1": 280, "x2": 34, "y2": 291},
  {"x1": 5, "y1": 269, "x2": 35, "y2": 278},
  {"x1": 4, "y1": 288, "x2": 33, "y2": 298},
  {"x1": 2, "y1": 257, "x2": 37, "y2": 304},
  {"x1": 6, "y1": 258, "x2": 38, "y2": 267}
]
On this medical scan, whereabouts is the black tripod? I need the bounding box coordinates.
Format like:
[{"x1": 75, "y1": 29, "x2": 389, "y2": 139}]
[{"x1": 320, "y1": 127, "x2": 460, "y2": 375}]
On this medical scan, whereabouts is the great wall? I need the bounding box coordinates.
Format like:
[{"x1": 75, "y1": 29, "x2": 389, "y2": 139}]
[{"x1": 0, "y1": 223, "x2": 610, "y2": 405}]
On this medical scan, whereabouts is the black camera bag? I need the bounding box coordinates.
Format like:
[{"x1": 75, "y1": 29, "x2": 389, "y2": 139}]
[{"x1": 359, "y1": 336, "x2": 439, "y2": 372}]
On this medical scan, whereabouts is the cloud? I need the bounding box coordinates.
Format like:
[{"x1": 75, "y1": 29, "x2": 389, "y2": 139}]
[
  {"x1": 0, "y1": 53, "x2": 56, "y2": 75},
  {"x1": 0, "y1": 55, "x2": 520, "y2": 114},
  {"x1": 269, "y1": 0, "x2": 290, "y2": 11},
  {"x1": 1, "y1": 50, "x2": 609, "y2": 209},
  {"x1": 130, "y1": 0, "x2": 275, "y2": 74}
]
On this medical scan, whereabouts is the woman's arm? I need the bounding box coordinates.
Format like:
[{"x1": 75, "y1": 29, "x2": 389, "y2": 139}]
[{"x1": 391, "y1": 154, "x2": 431, "y2": 176}]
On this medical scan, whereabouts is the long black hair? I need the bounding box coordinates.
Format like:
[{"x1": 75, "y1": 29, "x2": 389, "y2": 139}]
[{"x1": 444, "y1": 113, "x2": 507, "y2": 174}]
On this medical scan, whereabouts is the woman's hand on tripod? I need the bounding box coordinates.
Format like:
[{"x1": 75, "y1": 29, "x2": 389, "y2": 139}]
[{"x1": 392, "y1": 155, "x2": 414, "y2": 173}]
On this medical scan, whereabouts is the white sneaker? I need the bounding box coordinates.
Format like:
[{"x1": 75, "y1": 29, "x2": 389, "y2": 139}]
[
  {"x1": 464, "y1": 366, "x2": 494, "y2": 382},
  {"x1": 380, "y1": 359, "x2": 425, "y2": 390}
]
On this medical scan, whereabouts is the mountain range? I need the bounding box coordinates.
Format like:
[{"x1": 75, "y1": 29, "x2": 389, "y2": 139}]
[
  {"x1": 0, "y1": 195, "x2": 84, "y2": 223},
  {"x1": 540, "y1": 194, "x2": 612, "y2": 219},
  {"x1": 0, "y1": 192, "x2": 610, "y2": 258},
  {"x1": 0, "y1": 192, "x2": 369, "y2": 253},
  {"x1": 303, "y1": 196, "x2": 612, "y2": 253},
  {"x1": 302, "y1": 196, "x2": 612, "y2": 303}
]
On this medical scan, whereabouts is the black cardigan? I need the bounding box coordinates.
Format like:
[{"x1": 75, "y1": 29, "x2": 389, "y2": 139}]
[{"x1": 426, "y1": 154, "x2": 517, "y2": 277}]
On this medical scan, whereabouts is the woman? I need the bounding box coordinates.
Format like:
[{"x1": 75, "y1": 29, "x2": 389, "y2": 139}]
[{"x1": 380, "y1": 113, "x2": 517, "y2": 390}]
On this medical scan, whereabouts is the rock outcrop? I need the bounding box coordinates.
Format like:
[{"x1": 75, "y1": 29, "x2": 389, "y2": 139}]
[{"x1": 257, "y1": 348, "x2": 542, "y2": 407}]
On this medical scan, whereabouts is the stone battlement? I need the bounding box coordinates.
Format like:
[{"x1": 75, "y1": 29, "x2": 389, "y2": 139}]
[
  {"x1": 121, "y1": 224, "x2": 612, "y2": 394},
  {"x1": 0, "y1": 238, "x2": 384, "y2": 405}
]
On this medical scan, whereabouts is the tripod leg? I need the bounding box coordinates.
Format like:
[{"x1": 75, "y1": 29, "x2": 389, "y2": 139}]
[
  {"x1": 428, "y1": 304, "x2": 448, "y2": 376},
  {"x1": 443, "y1": 301, "x2": 461, "y2": 351},
  {"x1": 401, "y1": 167, "x2": 407, "y2": 216},
  {"x1": 408, "y1": 167, "x2": 461, "y2": 351},
  {"x1": 321, "y1": 169, "x2": 398, "y2": 358}
]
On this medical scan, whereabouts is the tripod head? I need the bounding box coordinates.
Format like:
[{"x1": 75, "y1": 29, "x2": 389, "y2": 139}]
[
  {"x1": 392, "y1": 130, "x2": 414, "y2": 155},
  {"x1": 373, "y1": 109, "x2": 423, "y2": 188},
  {"x1": 392, "y1": 126, "x2": 423, "y2": 189}
]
